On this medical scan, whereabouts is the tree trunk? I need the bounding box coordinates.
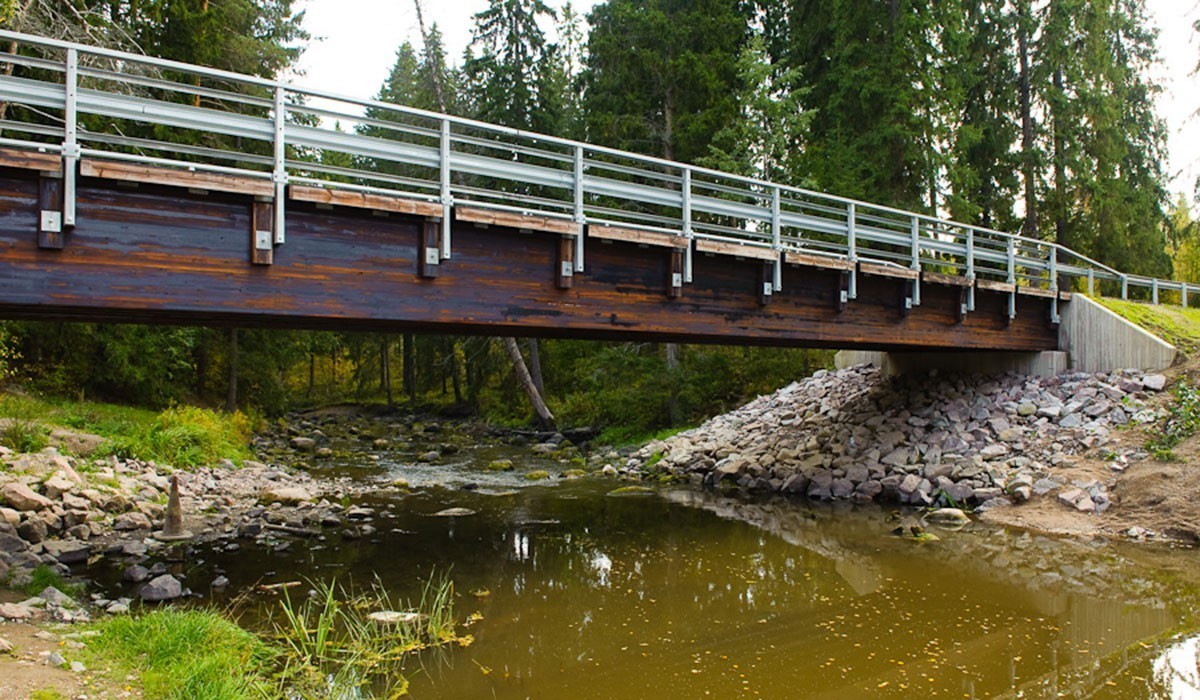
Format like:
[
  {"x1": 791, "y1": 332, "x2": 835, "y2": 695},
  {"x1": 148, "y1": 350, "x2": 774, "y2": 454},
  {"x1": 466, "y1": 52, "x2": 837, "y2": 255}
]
[
  {"x1": 665, "y1": 342, "x2": 681, "y2": 425},
  {"x1": 1052, "y1": 66, "x2": 1067, "y2": 248},
  {"x1": 1018, "y1": 0, "x2": 1038, "y2": 238},
  {"x1": 224, "y1": 328, "x2": 238, "y2": 413},
  {"x1": 403, "y1": 333, "x2": 416, "y2": 402},
  {"x1": 451, "y1": 339, "x2": 463, "y2": 404},
  {"x1": 503, "y1": 337, "x2": 555, "y2": 429},
  {"x1": 380, "y1": 336, "x2": 393, "y2": 408},
  {"x1": 526, "y1": 338, "x2": 545, "y2": 396}
]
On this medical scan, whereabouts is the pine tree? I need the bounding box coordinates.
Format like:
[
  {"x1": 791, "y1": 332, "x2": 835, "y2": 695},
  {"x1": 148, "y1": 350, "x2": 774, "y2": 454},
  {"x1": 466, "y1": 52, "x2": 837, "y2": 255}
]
[{"x1": 583, "y1": 0, "x2": 745, "y2": 163}]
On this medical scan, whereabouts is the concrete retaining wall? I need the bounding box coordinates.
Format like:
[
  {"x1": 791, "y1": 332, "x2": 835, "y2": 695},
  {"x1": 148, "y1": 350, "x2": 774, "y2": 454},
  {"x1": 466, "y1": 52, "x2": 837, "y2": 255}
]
[{"x1": 836, "y1": 294, "x2": 1176, "y2": 376}]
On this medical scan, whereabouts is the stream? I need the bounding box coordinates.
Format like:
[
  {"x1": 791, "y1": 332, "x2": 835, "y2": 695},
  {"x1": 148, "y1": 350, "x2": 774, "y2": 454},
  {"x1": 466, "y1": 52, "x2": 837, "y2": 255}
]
[{"x1": 102, "y1": 425, "x2": 1200, "y2": 699}]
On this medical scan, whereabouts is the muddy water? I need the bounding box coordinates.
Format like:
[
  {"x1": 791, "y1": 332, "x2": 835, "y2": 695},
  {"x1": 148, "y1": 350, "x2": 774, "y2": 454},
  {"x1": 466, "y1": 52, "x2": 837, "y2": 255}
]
[{"x1": 169, "y1": 444, "x2": 1200, "y2": 699}]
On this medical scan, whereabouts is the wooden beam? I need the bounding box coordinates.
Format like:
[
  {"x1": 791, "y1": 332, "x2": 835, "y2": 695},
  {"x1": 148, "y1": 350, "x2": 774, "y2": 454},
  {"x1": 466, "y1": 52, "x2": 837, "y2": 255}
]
[
  {"x1": 695, "y1": 238, "x2": 778, "y2": 262},
  {"x1": 250, "y1": 200, "x2": 273, "y2": 266},
  {"x1": 590, "y1": 223, "x2": 687, "y2": 249},
  {"x1": 456, "y1": 206, "x2": 575, "y2": 235},
  {"x1": 668, "y1": 248, "x2": 684, "y2": 298},
  {"x1": 859, "y1": 262, "x2": 920, "y2": 280},
  {"x1": 557, "y1": 236, "x2": 575, "y2": 289},
  {"x1": 289, "y1": 185, "x2": 443, "y2": 218},
  {"x1": 1016, "y1": 285, "x2": 1056, "y2": 298},
  {"x1": 37, "y1": 175, "x2": 64, "y2": 250},
  {"x1": 976, "y1": 278, "x2": 1016, "y2": 294},
  {"x1": 784, "y1": 250, "x2": 854, "y2": 271},
  {"x1": 80, "y1": 159, "x2": 274, "y2": 198},
  {"x1": 0, "y1": 147, "x2": 61, "y2": 174},
  {"x1": 419, "y1": 220, "x2": 440, "y2": 278},
  {"x1": 922, "y1": 271, "x2": 972, "y2": 287}
]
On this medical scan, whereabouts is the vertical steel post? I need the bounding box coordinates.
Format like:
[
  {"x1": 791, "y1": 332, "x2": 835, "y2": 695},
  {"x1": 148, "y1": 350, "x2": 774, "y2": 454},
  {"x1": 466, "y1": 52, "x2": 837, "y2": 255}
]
[
  {"x1": 771, "y1": 186, "x2": 782, "y2": 291},
  {"x1": 847, "y1": 202, "x2": 858, "y2": 300},
  {"x1": 1006, "y1": 237, "x2": 1017, "y2": 319},
  {"x1": 62, "y1": 48, "x2": 79, "y2": 228},
  {"x1": 1087, "y1": 269, "x2": 1094, "y2": 297},
  {"x1": 965, "y1": 227, "x2": 976, "y2": 311},
  {"x1": 573, "y1": 145, "x2": 585, "y2": 272},
  {"x1": 1049, "y1": 245, "x2": 1060, "y2": 323},
  {"x1": 440, "y1": 118, "x2": 452, "y2": 259},
  {"x1": 1152, "y1": 278, "x2": 1159, "y2": 305},
  {"x1": 682, "y1": 168, "x2": 693, "y2": 283},
  {"x1": 272, "y1": 85, "x2": 287, "y2": 245},
  {"x1": 1121, "y1": 275, "x2": 1128, "y2": 300},
  {"x1": 909, "y1": 216, "x2": 921, "y2": 307},
  {"x1": 1184, "y1": 283, "x2": 1189, "y2": 308}
]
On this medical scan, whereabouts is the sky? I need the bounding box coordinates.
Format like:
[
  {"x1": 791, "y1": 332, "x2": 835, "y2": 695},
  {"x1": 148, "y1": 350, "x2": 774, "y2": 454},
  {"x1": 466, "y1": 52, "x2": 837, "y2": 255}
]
[{"x1": 294, "y1": 0, "x2": 1200, "y2": 199}]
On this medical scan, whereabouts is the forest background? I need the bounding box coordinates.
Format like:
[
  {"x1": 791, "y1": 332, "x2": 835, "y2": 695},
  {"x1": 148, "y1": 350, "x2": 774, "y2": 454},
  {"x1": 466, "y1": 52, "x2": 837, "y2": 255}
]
[{"x1": 0, "y1": 0, "x2": 1194, "y2": 442}]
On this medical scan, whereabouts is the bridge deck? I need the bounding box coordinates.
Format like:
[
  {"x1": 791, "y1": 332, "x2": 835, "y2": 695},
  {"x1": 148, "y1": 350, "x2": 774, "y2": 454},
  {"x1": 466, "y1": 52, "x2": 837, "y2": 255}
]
[{"x1": 0, "y1": 159, "x2": 1060, "y2": 351}]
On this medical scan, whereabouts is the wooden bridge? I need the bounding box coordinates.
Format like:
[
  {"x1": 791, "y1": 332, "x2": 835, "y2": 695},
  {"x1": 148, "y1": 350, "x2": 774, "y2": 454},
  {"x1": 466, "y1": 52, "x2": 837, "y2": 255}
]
[{"x1": 0, "y1": 32, "x2": 1182, "y2": 352}]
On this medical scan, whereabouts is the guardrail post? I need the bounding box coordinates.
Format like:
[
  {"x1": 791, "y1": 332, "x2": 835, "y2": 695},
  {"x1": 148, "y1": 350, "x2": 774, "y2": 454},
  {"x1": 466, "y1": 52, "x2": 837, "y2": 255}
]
[
  {"x1": 272, "y1": 85, "x2": 287, "y2": 245},
  {"x1": 909, "y1": 216, "x2": 920, "y2": 307},
  {"x1": 965, "y1": 228, "x2": 976, "y2": 311},
  {"x1": 682, "y1": 167, "x2": 693, "y2": 283},
  {"x1": 771, "y1": 186, "x2": 782, "y2": 292},
  {"x1": 1152, "y1": 278, "x2": 1159, "y2": 305},
  {"x1": 62, "y1": 47, "x2": 79, "y2": 228},
  {"x1": 847, "y1": 203, "x2": 857, "y2": 300},
  {"x1": 1087, "y1": 269, "x2": 1094, "y2": 297},
  {"x1": 573, "y1": 145, "x2": 585, "y2": 272},
  {"x1": 1184, "y1": 283, "x2": 1189, "y2": 308},
  {"x1": 440, "y1": 118, "x2": 452, "y2": 260},
  {"x1": 1048, "y1": 245, "x2": 1060, "y2": 323},
  {"x1": 1006, "y1": 237, "x2": 1016, "y2": 319},
  {"x1": 1121, "y1": 275, "x2": 1128, "y2": 300}
]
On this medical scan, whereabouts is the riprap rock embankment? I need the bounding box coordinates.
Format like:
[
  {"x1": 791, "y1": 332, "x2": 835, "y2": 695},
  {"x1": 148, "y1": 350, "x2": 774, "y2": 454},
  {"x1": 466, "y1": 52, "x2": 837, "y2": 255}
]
[{"x1": 627, "y1": 365, "x2": 1166, "y2": 510}]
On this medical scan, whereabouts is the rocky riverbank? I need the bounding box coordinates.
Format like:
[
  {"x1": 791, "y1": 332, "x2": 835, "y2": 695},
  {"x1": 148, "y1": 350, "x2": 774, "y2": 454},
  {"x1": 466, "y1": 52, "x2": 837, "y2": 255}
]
[{"x1": 624, "y1": 364, "x2": 1170, "y2": 524}]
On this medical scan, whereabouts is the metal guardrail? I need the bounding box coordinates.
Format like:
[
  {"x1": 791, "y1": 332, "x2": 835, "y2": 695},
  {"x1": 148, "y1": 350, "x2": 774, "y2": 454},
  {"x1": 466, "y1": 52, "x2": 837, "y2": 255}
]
[{"x1": 0, "y1": 29, "x2": 1188, "y2": 320}]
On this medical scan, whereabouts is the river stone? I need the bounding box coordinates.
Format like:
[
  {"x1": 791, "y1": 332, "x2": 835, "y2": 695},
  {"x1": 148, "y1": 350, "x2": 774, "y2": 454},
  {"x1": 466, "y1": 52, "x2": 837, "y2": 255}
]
[
  {"x1": 43, "y1": 474, "x2": 76, "y2": 501},
  {"x1": 0, "y1": 636, "x2": 11, "y2": 654},
  {"x1": 418, "y1": 451, "x2": 441, "y2": 462},
  {"x1": 898, "y1": 473, "x2": 921, "y2": 496},
  {"x1": 1143, "y1": 374, "x2": 1167, "y2": 391},
  {"x1": 432, "y1": 507, "x2": 476, "y2": 517},
  {"x1": 1017, "y1": 402, "x2": 1037, "y2": 417},
  {"x1": 39, "y1": 586, "x2": 78, "y2": 608},
  {"x1": 0, "y1": 602, "x2": 31, "y2": 620},
  {"x1": 925, "y1": 507, "x2": 970, "y2": 524},
  {"x1": 1, "y1": 482, "x2": 52, "y2": 512},
  {"x1": 123, "y1": 564, "x2": 150, "y2": 583},
  {"x1": 42, "y1": 540, "x2": 89, "y2": 565},
  {"x1": 290, "y1": 436, "x2": 316, "y2": 451},
  {"x1": 781, "y1": 473, "x2": 810, "y2": 495},
  {"x1": 1058, "y1": 413, "x2": 1084, "y2": 429},
  {"x1": 830, "y1": 478, "x2": 855, "y2": 499},
  {"x1": 140, "y1": 574, "x2": 183, "y2": 602},
  {"x1": 260, "y1": 486, "x2": 312, "y2": 505},
  {"x1": 0, "y1": 507, "x2": 18, "y2": 527},
  {"x1": 17, "y1": 518, "x2": 47, "y2": 544},
  {"x1": 113, "y1": 512, "x2": 152, "y2": 531}
]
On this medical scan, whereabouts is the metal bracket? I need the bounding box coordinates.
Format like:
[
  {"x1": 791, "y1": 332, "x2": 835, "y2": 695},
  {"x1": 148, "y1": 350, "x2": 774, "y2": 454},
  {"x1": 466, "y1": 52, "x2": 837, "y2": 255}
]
[
  {"x1": 424, "y1": 247, "x2": 441, "y2": 266},
  {"x1": 40, "y1": 210, "x2": 61, "y2": 234},
  {"x1": 671, "y1": 272, "x2": 683, "y2": 288},
  {"x1": 560, "y1": 261, "x2": 574, "y2": 278},
  {"x1": 255, "y1": 229, "x2": 272, "y2": 250}
]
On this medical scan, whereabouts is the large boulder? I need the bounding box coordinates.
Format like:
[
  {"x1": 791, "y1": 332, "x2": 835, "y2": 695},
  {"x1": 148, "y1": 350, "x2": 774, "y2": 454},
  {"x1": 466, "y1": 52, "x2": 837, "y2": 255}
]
[
  {"x1": 113, "y1": 512, "x2": 152, "y2": 531},
  {"x1": 260, "y1": 486, "x2": 313, "y2": 506},
  {"x1": 42, "y1": 539, "x2": 90, "y2": 565},
  {"x1": 0, "y1": 482, "x2": 52, "y2": 512}
]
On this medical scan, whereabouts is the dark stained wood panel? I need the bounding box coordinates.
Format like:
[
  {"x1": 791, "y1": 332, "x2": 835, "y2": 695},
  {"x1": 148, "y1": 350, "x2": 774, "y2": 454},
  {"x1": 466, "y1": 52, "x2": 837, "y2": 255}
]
[{"x1": 0, "y1": 169, "x2": 1062, "y2": 351}]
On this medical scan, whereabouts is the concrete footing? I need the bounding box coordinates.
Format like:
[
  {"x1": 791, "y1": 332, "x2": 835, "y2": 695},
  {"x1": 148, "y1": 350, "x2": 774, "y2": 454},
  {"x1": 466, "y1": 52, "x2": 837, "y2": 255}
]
[{"x1": 836, "y1": 294, "x2": 1177, "y2": 377}]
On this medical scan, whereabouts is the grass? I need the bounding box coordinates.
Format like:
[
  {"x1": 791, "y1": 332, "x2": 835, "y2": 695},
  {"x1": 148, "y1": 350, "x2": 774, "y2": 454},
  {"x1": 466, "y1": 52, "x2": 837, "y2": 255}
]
[
  {"x1": 596, "y1": 424, "x2": 692, "y2": 449},
  {"x1": 0, "y1": 392, "x2": 254, "y2": 467},
  {"x1": 269, "y1": 575, "x2": 468, "y2": 698},
  {"x1": 23, "y1": 564, "x2": 86, "y2": 599},
  {"x1": 1147, "y1": 382, "x2": 1200, "y2": 460},
  {"x1": 84, "y1": 608, "x2": 275, "y2": 700},
  {"x1": 1097, "y1": 298, "x2": 1200, "y2": 357}
]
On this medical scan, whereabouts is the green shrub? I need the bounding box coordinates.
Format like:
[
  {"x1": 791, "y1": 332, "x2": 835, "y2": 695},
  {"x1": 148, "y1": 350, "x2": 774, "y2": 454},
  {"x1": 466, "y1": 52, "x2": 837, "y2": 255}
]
[{"x1": 101, "y1": 405, "x2": 253, "y2": 467}]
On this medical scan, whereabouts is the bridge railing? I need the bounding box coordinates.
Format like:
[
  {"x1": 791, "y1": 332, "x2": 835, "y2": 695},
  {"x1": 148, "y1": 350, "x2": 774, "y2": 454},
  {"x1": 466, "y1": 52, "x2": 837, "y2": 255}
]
[{"x1": 0, "y1": 30, "x2": 1189, "y2": 315}]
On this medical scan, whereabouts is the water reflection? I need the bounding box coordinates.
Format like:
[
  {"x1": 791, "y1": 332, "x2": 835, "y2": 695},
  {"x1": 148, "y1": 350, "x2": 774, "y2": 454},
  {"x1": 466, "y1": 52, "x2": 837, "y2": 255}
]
[
  {"x1": 136, "y1": 479, "x2": 1200, "y2": 699},
  {"x1": 1154, "y1": 635, "x2": 1200, "y2": 699}
]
